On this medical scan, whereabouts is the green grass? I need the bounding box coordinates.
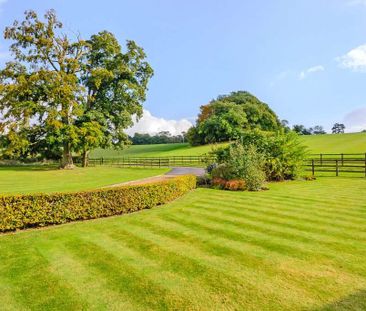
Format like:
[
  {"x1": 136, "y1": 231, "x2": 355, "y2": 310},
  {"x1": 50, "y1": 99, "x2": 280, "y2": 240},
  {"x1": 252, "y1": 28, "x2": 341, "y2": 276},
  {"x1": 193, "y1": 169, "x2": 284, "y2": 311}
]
[
  {"x1": 91, "y1": 132, "x2": 366, "y2": 158},
  {"x1": 0, "y1": 166, "x2": 168, "y2": 195},
  {"x1": 1, "y1": 177, "x2": 366, "y2": 310},
  {"x1": 300, "y1": 132, "x2": 366, "y2": 154},
  {"x1": 90, "y1": 143, "x2": 226, "y2": 158}
]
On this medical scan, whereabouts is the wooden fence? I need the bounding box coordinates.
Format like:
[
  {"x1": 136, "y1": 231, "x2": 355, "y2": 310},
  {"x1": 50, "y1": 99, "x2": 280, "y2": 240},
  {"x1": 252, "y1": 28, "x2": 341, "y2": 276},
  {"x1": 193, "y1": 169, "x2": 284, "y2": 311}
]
[
  {"x1": 304, "y1": 153, "x2": 366, "y2": 177},
  {"x1": 87, "y1": 156, "x2": 213, "y2": 168},
  {"x1": 88, "y1": 153, "x2": 366, "y2": 177}
]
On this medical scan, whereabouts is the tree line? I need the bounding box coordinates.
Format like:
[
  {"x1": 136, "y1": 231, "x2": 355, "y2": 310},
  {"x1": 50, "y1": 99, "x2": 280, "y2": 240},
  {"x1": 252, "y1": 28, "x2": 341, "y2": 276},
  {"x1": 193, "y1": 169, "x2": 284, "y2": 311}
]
[{"x1": 129, "y1": 131, "x2": 187, "y2": 145}]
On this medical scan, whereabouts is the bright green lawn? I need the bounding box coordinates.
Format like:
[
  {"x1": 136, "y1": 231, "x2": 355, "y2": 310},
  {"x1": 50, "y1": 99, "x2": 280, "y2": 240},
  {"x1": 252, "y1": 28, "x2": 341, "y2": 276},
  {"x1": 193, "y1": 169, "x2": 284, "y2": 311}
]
[
  {"x1": 90, "y1": 142, "x2": 227, "y2": 158},
  {"x1": 90, "y1": 132, "x2": 366, "y2": 158},
  {"x1": 1, "y1": 177, "x2": 366, "y2": 310},
  {"x1": 0, "y1": 166, "x2": 168, "y2": 195},
  {"x1": 300, "y1": 132, "x2": 366, "y2": 154}
]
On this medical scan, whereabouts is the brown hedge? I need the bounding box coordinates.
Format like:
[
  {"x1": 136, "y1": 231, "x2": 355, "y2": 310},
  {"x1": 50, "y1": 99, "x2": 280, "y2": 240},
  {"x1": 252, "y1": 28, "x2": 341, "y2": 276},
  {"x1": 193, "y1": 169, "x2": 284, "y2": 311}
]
[{"x1": 0, "y1": 175, "x2": 196, "y2": 232}]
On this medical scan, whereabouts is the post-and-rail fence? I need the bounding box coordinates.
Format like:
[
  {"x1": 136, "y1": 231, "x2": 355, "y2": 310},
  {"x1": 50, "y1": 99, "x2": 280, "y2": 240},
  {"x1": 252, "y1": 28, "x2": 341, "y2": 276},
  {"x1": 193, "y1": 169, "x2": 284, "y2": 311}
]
[
  {"x1": 87, "y1": 155, "x2": 213, "y2": 168},
  {"x1": 304, "y1": 153, "x2": 366, "y2": 177},
  {"x1": 87, "y1": 153, "x2": 366, "y2": 177}
]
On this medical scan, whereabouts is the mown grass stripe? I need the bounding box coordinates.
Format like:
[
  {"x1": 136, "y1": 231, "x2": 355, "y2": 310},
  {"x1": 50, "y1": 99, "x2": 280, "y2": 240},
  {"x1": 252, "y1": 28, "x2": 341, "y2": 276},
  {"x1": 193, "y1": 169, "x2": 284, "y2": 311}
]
[
  {"x1": 122, "y1": 215, "x2": 365, "y2": 299},
  {"x1": 189, "y1": 201, "x2": 366, "y2": 248},
  {"x1": 158, "y1": 210, "x2": 366, "y2": 277},
  {"x1": 192, "y1": 197, "x2": 366, "y2": 233}
]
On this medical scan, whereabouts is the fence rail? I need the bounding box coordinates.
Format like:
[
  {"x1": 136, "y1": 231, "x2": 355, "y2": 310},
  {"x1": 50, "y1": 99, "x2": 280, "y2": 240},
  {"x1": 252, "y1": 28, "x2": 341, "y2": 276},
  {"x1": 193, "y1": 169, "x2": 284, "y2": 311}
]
[
  {"x1": 87, "y1": 156, "x2": 213, "y2": 168},
  {"x1": 304, "y1": 153, "x2": 366, "y2": 177},
  {"x1": 87, "y1": 153, "x2": 366, "y2": 177}
]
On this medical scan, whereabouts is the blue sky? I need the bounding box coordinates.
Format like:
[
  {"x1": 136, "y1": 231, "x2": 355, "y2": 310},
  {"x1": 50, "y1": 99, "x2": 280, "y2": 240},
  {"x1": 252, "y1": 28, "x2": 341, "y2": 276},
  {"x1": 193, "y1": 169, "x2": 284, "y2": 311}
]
[{"x1": 1, "y1": 0, "x2": 366, "y2": 133}]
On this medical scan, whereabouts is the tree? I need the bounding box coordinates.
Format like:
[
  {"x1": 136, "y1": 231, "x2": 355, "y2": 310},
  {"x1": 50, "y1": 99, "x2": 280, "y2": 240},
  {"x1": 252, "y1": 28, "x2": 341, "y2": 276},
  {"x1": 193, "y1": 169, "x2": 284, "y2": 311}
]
[
  {"x1": 0, "y1": 10, "x2": 153, "y2": 168},
  {"x1": 332, "y1": 123, "x2": 345, "y2": 134},
  {"x1": 187, "y1": 91, "x2": 282, "y2": 145},
  {"x1": 312, "y1": 125, "x2": 326, "y2": 135},
  {"x1": 292, "y1": 124, "x2": 312, "y2": 135}
]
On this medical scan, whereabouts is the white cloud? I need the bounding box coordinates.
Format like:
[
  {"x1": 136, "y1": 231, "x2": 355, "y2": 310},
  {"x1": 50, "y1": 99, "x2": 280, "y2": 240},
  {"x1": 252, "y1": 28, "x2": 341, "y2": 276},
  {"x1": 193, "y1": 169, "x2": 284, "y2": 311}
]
[
  {"x1": 343, "y1": 107, "x2": 366, "y2": 132},
  {"x1": 125, "y1": 109, "x2": 193, "y2": 136},
  {"x1": 348, "y1": 0, "x2": 366, "y2": 6},
  {"x1": 299, "y1": 65, "x2": 325, "y2": 80},
  {"x1": 337, "y1": 44, "x2": 366, "y2": 71},
  {"x1": 0, "y1": 0, "x2": 7, "y2": 12}
]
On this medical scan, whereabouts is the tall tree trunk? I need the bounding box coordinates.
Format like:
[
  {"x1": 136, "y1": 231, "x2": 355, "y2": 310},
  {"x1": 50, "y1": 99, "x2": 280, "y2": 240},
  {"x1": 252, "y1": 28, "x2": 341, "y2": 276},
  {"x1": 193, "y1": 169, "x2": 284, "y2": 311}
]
[
  {"x1": 81, "y1": 150, "x2": 89, "y2": 168},
  {"x1": 61, "y1": 142, "x2": 75, "y2": 169}
]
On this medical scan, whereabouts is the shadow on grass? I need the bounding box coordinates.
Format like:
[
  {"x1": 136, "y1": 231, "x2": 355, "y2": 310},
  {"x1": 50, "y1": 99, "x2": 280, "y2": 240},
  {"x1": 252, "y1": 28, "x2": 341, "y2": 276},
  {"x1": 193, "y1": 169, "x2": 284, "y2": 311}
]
[{"x1": 314, "y1": 290, "x2": 366, "y2": 311}]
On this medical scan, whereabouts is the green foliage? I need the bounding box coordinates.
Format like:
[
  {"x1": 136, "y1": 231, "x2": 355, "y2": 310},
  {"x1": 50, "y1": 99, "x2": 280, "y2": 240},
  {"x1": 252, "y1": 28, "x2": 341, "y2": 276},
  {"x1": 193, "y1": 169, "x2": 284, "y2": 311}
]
[
  {"x1": 239, "y1": 130, "x2": 307, "y2": 180},
  {"x1": 210, "y1": 130, "x2": 307, "y2": 181},
  {"x1": 188, "y1": 91, "x2": 282, "y2": 145},
  {"x1": 0, "y1": 175, "x2": 196, "y2": 232},
  {"x1": 0, "y1": 10, "x2": 153, "y2": 167},
  {"x1": 211, "y1": 143, "x2": 266, "y2": 191}
]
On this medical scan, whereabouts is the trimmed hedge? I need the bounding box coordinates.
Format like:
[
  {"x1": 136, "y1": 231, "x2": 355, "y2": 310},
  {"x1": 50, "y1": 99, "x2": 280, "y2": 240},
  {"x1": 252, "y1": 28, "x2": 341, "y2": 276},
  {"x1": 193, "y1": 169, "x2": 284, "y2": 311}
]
[{"x1": 0, "y1": 175, "x2": 196, "y2": 232}]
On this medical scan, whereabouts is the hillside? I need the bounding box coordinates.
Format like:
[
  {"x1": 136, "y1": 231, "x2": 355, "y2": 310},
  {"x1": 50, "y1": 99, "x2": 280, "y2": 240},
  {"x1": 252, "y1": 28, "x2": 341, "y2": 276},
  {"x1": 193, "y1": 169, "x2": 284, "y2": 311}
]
[
  {"x1": 90, "y1": 132, "x2": 366, "y2": 158},
  {"x1": 300, "y1": 132, "x2": 366, "y2": 154}
]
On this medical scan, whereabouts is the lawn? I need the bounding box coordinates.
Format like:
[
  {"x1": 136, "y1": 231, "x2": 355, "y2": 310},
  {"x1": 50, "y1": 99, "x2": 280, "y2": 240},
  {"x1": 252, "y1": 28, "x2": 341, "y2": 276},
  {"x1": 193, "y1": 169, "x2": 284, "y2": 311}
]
[
  {"x1": 90, "y1": 142, "x2": 227, "y2": 158},
  {"x1": 90, "y1": 132, "x2": 366, "y2": 158},
  {"x1": 0, "y1": 166, "x2": 168, "y2": 195},
  {"x1": 1, "y1": 177, "x2": 366, "y2": 310},
  {"x1": 300, "y1": 132, "x2": 366, "y2": 154}
]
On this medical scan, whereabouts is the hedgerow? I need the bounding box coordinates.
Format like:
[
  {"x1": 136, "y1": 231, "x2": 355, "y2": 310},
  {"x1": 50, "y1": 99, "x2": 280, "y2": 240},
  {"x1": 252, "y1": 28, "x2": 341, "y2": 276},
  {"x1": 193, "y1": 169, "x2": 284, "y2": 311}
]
[{"x1": 0, "y1": 175, "x2": 196, "y2": 232}]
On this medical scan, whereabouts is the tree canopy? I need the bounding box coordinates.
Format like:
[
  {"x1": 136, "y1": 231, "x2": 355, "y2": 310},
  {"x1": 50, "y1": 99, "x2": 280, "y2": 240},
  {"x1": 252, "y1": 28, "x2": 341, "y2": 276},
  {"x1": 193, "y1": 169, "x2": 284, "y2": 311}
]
[
  {"x1": 187, "y1": 91, "x2": 282, "y2": 145},
  {"x1": 0, "y1": 10, "x2": 153, "y2": 167}
]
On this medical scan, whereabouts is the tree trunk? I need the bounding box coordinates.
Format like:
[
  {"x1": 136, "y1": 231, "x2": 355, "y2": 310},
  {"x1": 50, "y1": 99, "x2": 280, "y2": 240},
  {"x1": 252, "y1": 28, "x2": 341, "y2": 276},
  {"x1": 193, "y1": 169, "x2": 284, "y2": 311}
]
[
  {"x1": 81, "y1": 150, "x2": 89, "y2": 168},
  {"x1": 60, "y1": 142, "x2": 75, "y2": 169}
]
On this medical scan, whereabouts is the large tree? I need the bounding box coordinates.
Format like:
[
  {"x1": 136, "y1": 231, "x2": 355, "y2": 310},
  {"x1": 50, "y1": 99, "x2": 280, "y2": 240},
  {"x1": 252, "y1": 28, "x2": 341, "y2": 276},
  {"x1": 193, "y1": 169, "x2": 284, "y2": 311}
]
[
  {"x1": 187, "y1": 91, "x2": 282, "y2": 145},
  {"x1": 0, "y1": 10, "x2": 153, "y2": 168}
]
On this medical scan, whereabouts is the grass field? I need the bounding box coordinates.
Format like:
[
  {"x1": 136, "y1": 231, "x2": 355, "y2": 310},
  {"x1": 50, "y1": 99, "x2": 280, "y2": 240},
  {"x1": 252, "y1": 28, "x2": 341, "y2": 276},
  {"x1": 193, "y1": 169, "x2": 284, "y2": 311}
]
[
  {"x1": 1, "y1": 177, "x2": 366, "y2": 310},
  {"x1": 90, "y1": 132, "x2": 366, "y2": 158},
  {"x1": 0, "y1": 166, "x2": 168, "y2": 195}
]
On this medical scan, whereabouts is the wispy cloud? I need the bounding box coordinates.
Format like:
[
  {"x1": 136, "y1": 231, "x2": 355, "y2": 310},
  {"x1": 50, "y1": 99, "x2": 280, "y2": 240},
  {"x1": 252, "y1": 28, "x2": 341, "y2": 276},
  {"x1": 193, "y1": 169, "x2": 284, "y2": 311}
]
[
  {"x1": 0, "y1": 0, "x2": 7, "y2": 12},
  {"x1": 347, "y1": 0, "x2": 366, "y2": 6},
  {"x1": 299, "y1": 65, "x2": 325, "y2": 80},
  {"x1": 343, "y1": 107, "x2": 366, "y2": 132},
  {"x1": 337, "y1": 44, "x2": 366, "y2": 72},
  {"x1": 126, "y1": 110, "x2": 192, "y2": 136}
]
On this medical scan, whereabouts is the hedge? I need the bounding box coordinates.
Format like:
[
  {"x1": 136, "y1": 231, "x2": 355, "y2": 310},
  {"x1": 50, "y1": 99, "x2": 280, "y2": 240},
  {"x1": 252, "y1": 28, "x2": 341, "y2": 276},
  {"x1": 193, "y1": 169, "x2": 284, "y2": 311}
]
[{"x1": 0, "y1": 175, "x2": 196, "y2": 232}]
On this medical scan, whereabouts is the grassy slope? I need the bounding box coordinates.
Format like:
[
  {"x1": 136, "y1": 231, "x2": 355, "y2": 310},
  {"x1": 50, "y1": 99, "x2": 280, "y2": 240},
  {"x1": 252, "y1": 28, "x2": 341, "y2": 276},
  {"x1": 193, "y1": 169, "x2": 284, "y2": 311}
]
[
  {"x1": 90, "y1": 132, "x2": 366, "y2": 158},
  {"x1": 300, "y1": 132, "x2": 366, "y2": 154},
  {"x1": 1, "y1": 177, "x2": 366, "y2": 310},
  {"x1": 90, "y1": 143, "x2": 226, "y2": 158},
  {"x1": 0, "y1": 166, "x2": 168, "y2": 195}
]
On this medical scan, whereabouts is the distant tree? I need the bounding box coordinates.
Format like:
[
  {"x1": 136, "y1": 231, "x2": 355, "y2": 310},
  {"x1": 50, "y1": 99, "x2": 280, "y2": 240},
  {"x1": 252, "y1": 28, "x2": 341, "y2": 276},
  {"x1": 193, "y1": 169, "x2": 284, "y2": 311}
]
[
  {"x1": 292, "y1": 125, "x2": 312, "y2": 135},
  {"x1": 312, "y1": 125, "x2": 326, "y2": 135},
  {"x1": 281, "y1": 120, "x2": 291, "y2": 132},
  {"x1": 0, "y1": 10, "x2": 153, "y2": 168},
  {"x1": 130, "y1": 131, "x2": 186, "y2": 145},
  {"x1": 332, "y1": 123, "x2": 345, "y2": 134},
  {"x1": 187, "y1": 91, "x2": 282, "y2": 145}
]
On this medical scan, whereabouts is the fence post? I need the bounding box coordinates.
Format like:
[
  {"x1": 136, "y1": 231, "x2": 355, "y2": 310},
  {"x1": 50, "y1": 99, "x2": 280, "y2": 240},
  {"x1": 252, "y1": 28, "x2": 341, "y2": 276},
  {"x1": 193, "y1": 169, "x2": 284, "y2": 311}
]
[
  {"x1": 312, "y1": 159, "x2": 315, "y2": 176},
  {"x1": 320, "y1": 154, "x2": 323, "y2": 166},
  {"x1": 341, "y1": 153, "x2": 344, "y2": 166},
  {"x1": 159, "y1": 158, "x2": 161, "y2": 168},
  {"x1": 336, "y1": 160, "x2": 339, "y2": 177}
]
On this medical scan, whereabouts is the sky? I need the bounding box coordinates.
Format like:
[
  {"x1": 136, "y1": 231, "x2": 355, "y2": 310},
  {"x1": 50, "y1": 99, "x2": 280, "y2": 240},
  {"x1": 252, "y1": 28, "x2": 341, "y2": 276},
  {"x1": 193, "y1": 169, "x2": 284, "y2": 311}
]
[{"x1": 1, "y1": 0, "x2": 366, "y2": 134}]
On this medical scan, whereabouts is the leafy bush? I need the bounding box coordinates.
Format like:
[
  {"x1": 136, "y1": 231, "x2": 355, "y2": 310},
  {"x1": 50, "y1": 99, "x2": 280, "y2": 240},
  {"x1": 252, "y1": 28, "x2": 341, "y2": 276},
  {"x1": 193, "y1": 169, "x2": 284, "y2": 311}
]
[
  {"x1": 0, "y1": 175, "x2": 196, "y2": 232},
  {"x1": 196, "y1": 174, "x2": 212, "y2": 187},
  {"x1": 210, "y1": 130, "x2": 307, "y2": 181},
  {"x1": 211, "y1": 142, "x2": 266, "y2": 191}
]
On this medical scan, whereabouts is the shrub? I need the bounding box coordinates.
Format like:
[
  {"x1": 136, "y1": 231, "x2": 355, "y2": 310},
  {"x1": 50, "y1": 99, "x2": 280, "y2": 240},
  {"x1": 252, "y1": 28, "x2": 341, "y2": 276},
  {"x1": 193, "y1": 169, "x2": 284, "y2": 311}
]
[
  {"x1": 210, "y1": 143, "x2": 266, "y2": 191},
  {"x1": 196, "y1": 174, "x2": 212, "y2": 187},
  {"x1": 239, "y1": 130, "x2": 307, "y2": 180},
  {"x1": 0, "y1": 175, "x2": 196, "y2": 232},
  {"x1": 224, "y1": 179, "x2": 246, "y2": 191}
]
